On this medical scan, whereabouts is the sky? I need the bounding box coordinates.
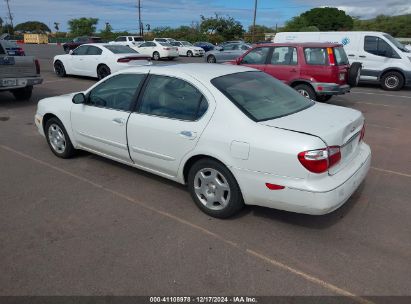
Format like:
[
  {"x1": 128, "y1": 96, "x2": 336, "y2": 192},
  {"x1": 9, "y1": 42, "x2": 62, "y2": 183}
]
[{"x1": 2, "y1": 0, "x2": 411, "y2": 32}]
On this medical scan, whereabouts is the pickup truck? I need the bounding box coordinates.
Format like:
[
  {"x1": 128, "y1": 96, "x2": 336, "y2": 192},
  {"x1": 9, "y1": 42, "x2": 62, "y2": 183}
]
[{"x1": 0, "y1": 40, "x2": 43, "y2": 100}]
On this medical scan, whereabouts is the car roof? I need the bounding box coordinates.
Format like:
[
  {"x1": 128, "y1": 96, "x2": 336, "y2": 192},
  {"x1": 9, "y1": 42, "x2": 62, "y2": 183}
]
[
  {"x1": 255, "y1": 42, "x2": 343, "y2": 47},
  {"x1": 124, "y1": 63, "x2": 256, "y2": 82}
]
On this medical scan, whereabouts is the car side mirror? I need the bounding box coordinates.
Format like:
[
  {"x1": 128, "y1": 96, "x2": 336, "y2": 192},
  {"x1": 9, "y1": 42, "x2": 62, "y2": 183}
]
[
  {"x1": 69, "y1": 50, "x2": 74, "y2": 55},
  {"x1": 72, "y1": 93, "x2": 86, "y2": 104}
]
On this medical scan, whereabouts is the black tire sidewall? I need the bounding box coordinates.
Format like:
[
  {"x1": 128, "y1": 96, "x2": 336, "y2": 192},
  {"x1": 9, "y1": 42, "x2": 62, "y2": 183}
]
[
  {"x1": 294, "y1": 84, "x2": 316, "y2": 100},
  {"x1": 153, "y1": 52, "x2": 160, "y2": 60},
  {"x1": 54, "y1": 61, "x2": 66, "y2": 77},
  {"x1": 187, "y1": 51, "x2": 193, "y2": 57},
  {"x1": 97, "y1": 65, "x2": 110, "y2": 80},
  {"x1": 45, "y1": 118, "x2": 75, "y2": 158},
  {"x1": 188, "y1": 159, "x2": 244, "y2": 218},
  {"x1": 381, "y1": 72, "x2": 404, "y2": 91},
  {"x1": 348, "y1": 62, "x2": 362, "y2": 87},
  {"x1": 207, "y1": 55, "x2": 216, "y2": 63},
  {"x1": 12, "y1": 86, "x2": 33, "y2": 100}
]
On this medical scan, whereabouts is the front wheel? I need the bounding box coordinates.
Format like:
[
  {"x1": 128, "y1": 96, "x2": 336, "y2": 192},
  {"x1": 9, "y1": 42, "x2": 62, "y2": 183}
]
[
  {"x1": 187, "y1": 50, "x2": 193, "y2": 57},
  {"x1": 54, "y1": 60, "x2": 66, "y2": 77},
  {"x1": 153, "y1": 51, "x2": 160, "y2": 61},
  {"x1": 381, "y1": 71, "x2": 404, "y2": 91},
  {"x1": 45, "y1": 118, "x2": 76, "y2": 158},
  {"x1": 207, "y1": 55, "x2": 216, "y2": 63},
  {"x1": 188, "y1": 159, "x2": 244, "y2": 218},
  {"x1": 12, "y1": 86, "x2": 33, "y2": 101},
  {"x1": 294, "y1": 84, "x2": 316, "y2": 100}
]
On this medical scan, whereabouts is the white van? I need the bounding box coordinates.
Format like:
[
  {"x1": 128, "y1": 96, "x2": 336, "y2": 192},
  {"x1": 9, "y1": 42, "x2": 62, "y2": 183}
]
[{"x1": 274, "y1": 31, "x2": 411, "y2": 90}]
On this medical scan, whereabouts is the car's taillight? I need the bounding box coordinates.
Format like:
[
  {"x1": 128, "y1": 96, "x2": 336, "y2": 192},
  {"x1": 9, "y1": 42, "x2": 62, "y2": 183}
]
[
  {"x1": 359, "y1": 124, "x2": 365, "y2": 142},
  {"x1": 298, "y1": 146, "x2": 341, "y2": 174},
  {"x1": 35, "y1": 59, "x2": 40, "y2": 74},
  {"x1": 327, "y1": 47, "x2": 335, "y2": 66},
  {"x1": 163, "y1": 47, "x2": 171, "y2": 50},
  {"x1": 117, "y1": 56, "x2": 151, "y2": 63}
]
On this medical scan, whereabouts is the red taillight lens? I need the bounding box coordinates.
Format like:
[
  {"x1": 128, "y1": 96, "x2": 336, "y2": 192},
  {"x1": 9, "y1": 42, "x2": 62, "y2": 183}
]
[
  {"x1": 163, "y1": 47, "x2": 171, "y2": 50},
  {"x1": 117, "y1": 56, "x2": 150, "y2": 63},
  {"x1": 327, "y1": 47, "x2": 335, "y2": 66},
  {"x1": 359, "y1": 124, "x2": 365, "y2": 142},
  {"x1": 35, "y1": 59, "x2": 40, "y2": 74},
  {"x1": 298, "y1": 146, "x2": 341, "y2": 174}
]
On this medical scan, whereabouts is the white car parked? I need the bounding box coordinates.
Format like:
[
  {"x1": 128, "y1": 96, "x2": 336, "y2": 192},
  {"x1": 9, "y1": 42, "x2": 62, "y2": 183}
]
[
  {"x1": 170, "y1": 41, "x2": 205, "y2": 57},
  {"x1": 109, "y1": 36, "x2": 145, "y2": 49},
  {"x1": 53, "y1": 44, "x2": 151, "y2": 79},
  {"x1": 154, "y1": 38, "x2": 176, "y2": 43},
  {"x1": 35, "y1": 64, "x2": 371, "y2": 218},
  {"x1": 137, "y1": 41, "x2": 179, "y2": 60}
]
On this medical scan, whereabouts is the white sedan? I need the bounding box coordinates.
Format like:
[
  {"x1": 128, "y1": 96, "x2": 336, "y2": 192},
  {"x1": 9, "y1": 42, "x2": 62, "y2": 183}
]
[
  {"x1": 137, "y1": 41, "x2": 179, "y2": 60},
  {"x1": 35, "y1": 64, "x2": 371, "y2": 218},
  {"x1": 170, "y1": 41, "x2": 205, "y2": 57},
  {"x1": 53, "y1": 43, "x2": 151, "y2": 80}
]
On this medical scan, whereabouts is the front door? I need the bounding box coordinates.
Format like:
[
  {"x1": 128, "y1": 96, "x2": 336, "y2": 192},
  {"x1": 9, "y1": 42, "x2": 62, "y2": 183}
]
[
  {"x1": 127, "y1": 74, "x2": 214, "y2": 177},
  {"x1": 71, "y1": 73, "x2": 147, "y2": 162},
  {"x1": 70, "y1": 45, "x2": 89, "y2": 75},
  {"x1": 239, "y1": 46, "x2": 271, "y2": 72}
]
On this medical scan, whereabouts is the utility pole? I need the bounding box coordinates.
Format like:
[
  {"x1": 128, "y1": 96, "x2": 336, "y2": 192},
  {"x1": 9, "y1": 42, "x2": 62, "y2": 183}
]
[
  {"x1": 138, "y1": 0, "x2": 142, "y2": 36},
  {"x1": 5, "y1": 0, "x2": 14, "y2": 29},
  {"x1": 252, "y1": 0, "x2": 257, "y2": 43}
]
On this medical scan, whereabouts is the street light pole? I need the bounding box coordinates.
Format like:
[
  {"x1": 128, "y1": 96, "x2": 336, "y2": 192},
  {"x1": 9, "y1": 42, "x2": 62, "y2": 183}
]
[
  {"x1": 138, "y1": 0, "x2": 142, "y2": 36},
  {"x1": 252, "y1": 0, "x2": 257, "y2": 43}
]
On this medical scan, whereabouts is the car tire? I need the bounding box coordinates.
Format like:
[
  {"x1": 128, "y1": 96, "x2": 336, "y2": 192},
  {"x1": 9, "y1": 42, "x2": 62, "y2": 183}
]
[
  {"x1": 54, "y1": 60, "x2": 66, "y2": 77},
  {"x1": 187, "y1": 50, "x2": 193, "y2": 57},
  {"x1": 294, "y1": 84, "x2": 316, "y2": 100},
  {"x1": 381, "y1": 71, "x2": 404, "y2": 91},
  {"x1": 97, "y1": 64, "x2": 111, "y2": 80},
  {"x1": 188, "y1": 158, "x2": 244, "y2": 218},
  {"x1": 12, "y1": 86, "x2": 33, "y2": 101},
  {"x1": 168, "y1": 57, "x2": 175, "y2": 60},
  {"x1": 153, "y1": 51, "x2": 160, "y2": 61},
  {"x1": 348, "y1": 62, "x2": 362, "y2": 87},
  {"x1": 317, "y1": 95, "x2": 333, "y2": 102},
  {"x1": 207, "y1": 55, "x2": 216, "y2": 63},
  {"x1": 45, "y1": 117, "x2": 76, "y2": 159}
]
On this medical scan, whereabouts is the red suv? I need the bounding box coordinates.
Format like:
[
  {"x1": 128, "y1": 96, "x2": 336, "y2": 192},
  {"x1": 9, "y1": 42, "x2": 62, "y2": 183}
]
[{"x1": 229, "y1": 43, "x2": 361, "y2": 102}]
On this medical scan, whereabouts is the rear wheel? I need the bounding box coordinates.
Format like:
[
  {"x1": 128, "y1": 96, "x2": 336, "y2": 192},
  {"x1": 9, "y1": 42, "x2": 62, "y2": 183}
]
[
  {"x1": 97, "y1": 64, "x2": 111, "y2": 80},
  {"x1": 294, "y1": 84, "x2": 316, "y2": 100},
  {"x1": 207, "y1": 55, "x2": 216, "y2": 63},
  {"x1": 188, "y1": 159, "x2": 244, "y2": 218},
  {"x1": 153, "y1": 51, "x2": 160, "y2": 61},
  {"x1": 45, "y1": 118, "x2": 76, "y2": 158},
  {"x1": 12, "y1": 86, "x2": 33, "y2": 101},
  {"x1": 317, "y1": 95, "x2": 333, "y2": 102},
  {"x1": 54, "y1": 60, "x2": 66, "y2": 77},
  {"x1": 187, "y1": 50, "x2": 193, "y2": 57},
  {"x1": 381, "y1": 71, "x2": 404, "y2": 91}
]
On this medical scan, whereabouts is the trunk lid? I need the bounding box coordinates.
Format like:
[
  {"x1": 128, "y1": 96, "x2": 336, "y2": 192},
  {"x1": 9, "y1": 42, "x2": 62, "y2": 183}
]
[{"x1": 260, "y1": 103, "x2": 364, "y2": 174}]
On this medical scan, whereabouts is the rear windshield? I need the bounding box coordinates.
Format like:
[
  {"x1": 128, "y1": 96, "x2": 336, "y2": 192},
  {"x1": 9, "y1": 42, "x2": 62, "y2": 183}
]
[
  {"x1": 133, "y1": 37, "x2": 144, "y2": 42},
  {"x1": 211, "y1": 71, "x2": 314, "y2": 122},
  {"x1": 334, "y1": 46, "x2": 349, "y2": 65},
  {"x1": 304, "y1": 47, "x2": 327, "y2": 65},
  {"x1": 91, "y1": 37, "x2": 103, "y2": 43},
  {"x1": 104, "y1": 45, "x2": 137, "y2": 54},
  {"x1": 160, "y1": 42, "x2": 172, "y2": 47}
]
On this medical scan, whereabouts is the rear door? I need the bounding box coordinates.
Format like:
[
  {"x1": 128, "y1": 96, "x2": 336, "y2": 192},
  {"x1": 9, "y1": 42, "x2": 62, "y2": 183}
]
[
  {"x1": 264, "y1": 46, "x2": 299, "y2": 84},
  {"x1": 127, "y1": 74, "x2": 215, "y2": 177},
  {"x1": 83, "y1": 45, "x2": 103, "y2": 77}
]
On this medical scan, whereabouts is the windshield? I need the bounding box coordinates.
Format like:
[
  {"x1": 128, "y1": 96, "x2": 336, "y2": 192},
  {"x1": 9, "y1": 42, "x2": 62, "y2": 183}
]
[
  {"x1": 182, "y1": 41, "x2": 192, "y2": 46},
  {"x1": 104, "y1": 45, "x2": 137, "y2": 54},
  {"x1": 212, "y1": 71, "x2": 314, "y2": 122},
  {"x1": 383, "y1": 34, "x2": 409, "y2": 53}
]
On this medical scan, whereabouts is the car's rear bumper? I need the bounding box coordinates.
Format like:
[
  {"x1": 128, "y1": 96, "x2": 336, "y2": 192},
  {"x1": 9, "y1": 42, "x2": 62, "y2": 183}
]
[
  {"x1": 312, "y1": 83, "x2": 350, "y2": 95},
  {"x1": 0, "y1": 76, "x2": 43, "y2": 91},
  {"x1": 233, "y1": 143, "x2": 371, "y2": 215}
]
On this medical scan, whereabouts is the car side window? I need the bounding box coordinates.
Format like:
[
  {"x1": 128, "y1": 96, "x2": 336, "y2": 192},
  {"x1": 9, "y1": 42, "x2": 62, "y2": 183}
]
[
  {"x1": 116, "y1": 37, "x2": 126, "y2": 42},
  {"x1": 271, "y1": 47, "x2": 297, "y2": 65},
  {"x1": 149, "y1": 42, "x2": 156, "y2": 47},
  {"x1": 73, "y1": 45, "x2": 89, "y2": 55},
  {"x1": 88, "y1": 74, "x2": 146, "y2": 111},
  {"x1": 364, "y1": 36, "x2": 397, "y2": 58},
  {"x1": 87, "y1": 46, "x2": 102, "y2": 55},
  {"x1": 241, "y1": 47, "x2": 270, "y2": 64},
  {"x1": 138, "y1": 75, "x2": 208, "y2": 121},
  {"x1": 304, "y1": 48, "x2": 327, "y2": 65}
]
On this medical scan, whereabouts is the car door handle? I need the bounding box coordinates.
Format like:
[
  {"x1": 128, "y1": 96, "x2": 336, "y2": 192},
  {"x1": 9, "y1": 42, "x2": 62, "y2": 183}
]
[
  {"x1": 348, "y1": 54, "x2": 355, "y2": 57},
  {"x1": 179, "y1": 131, "x2": 197, "y2": 139},
  {"x1": 359, "y1": 55, "x2": 366, "y2": 58},
  {"x1": 112, "y1": 118, "x2": 125, "y2": 125}
]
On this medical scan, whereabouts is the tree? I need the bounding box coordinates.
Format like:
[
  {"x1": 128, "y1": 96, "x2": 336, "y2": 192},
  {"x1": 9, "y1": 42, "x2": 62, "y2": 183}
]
[
  {"x1": 200, "y1": 14, "x2": 244, "y2": 41},
  {"x1": 283, "y1": 7, "x2": 353, "y2": 31},
  {"x1": 100, "y1": 22, "x2": 114, "y2": 40},
  {"x1": 14, "y1": 21, "x2": 51, "y2": 33},
  {"x1": 68, "y1": 17, "x2": 99, "y2": 36},
  {"x1": 354, "y1": 14, "x2": 411, "y2": 37}
]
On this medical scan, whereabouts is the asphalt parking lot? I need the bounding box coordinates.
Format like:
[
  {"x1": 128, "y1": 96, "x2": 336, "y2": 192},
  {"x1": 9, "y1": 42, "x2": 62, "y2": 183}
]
[{"x1": 0, "y1": 44, "x2": 410, "y2": 301}]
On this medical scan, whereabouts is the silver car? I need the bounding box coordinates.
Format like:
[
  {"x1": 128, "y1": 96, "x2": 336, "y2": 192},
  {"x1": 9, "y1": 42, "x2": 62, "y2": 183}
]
[{"x1": 205, "y1": 43, "x2": 251, "y2": 63}]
